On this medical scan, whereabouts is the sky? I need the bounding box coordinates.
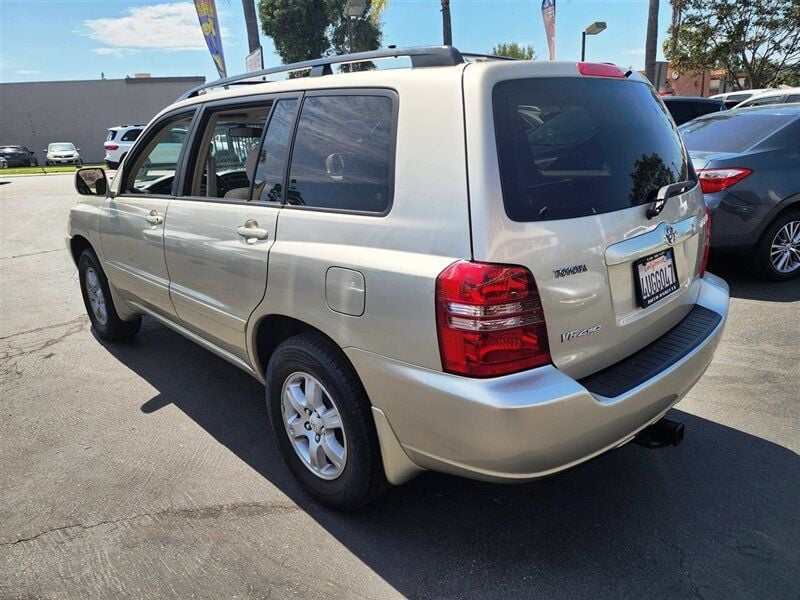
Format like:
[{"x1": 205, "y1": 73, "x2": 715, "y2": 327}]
[{"x1": 0, "y1": 0, "x2": 673, "y2": 84}]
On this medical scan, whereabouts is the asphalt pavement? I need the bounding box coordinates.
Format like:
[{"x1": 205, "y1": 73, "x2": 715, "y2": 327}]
[{"x1": 1, "y1": 173, "x2": 798, "y2": 599}]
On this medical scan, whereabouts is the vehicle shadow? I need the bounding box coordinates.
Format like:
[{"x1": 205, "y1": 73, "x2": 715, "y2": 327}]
[
  {"x1": 709, "y1": 253, "x2": 800, "y2": 302},
  {"x1": 96, "y1": 319, "x2": 800, "y2": 599}
]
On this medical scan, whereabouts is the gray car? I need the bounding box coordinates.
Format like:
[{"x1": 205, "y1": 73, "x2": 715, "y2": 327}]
[{"x1": 680, "y1": 105, "x2": 800, "y2": 279}]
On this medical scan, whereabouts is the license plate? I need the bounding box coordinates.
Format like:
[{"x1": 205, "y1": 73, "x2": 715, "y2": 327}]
[{"x1": 634, "y1": 249, "x2": 679, "y2": 308}]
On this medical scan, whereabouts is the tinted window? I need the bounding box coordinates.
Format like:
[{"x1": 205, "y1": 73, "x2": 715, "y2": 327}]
[
  {"x1": 254, "y1": 99, "x2": 298, "y2": 202},
  {"x1": 188, "y1": 105, "x2": 270, "y2": 199},
  {"x1": 746, "y1": 95, "x2": 784, "y2": 107},
  {"x1": 693, "y1": 102, "x2": 723, "y2": 118},
  {"x1": 494, "y1": 78, "x2": 688, "y2": 222},
  {"x1": 121, "y1": 128, "x2": 142, "y2": 142},
  {"x1": 106, "y1": 130, "x2": 117, "y2": 141},
  {"x1": 666, "y1": 102, "x2": 695, "y2": 126},
  {"x1": 786, "y1": 94, "x2": 800, "y2": 103},
  {"x1": 680, "y1": 113, "x2": 793, "y2": 153},
  {"x1": 124, "y1": 114, "x2": 193, "y2": 195},
  {"x1": 287, "y1": 95, "x2": 394, "y2": 213}
]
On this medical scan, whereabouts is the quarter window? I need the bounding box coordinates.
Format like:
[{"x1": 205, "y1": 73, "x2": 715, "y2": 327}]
[
  {"x1": 121, "y1": 128, "x2": 142, "y2": 142},
  {"x1": 124, "y1": 114, "x2": 193, "y2": 195},
  {"x1": 287, "y1": 95, "x2": 394, "y2": 213}
]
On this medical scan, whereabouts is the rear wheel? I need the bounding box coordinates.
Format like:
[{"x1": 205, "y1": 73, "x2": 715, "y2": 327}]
[
  {"x1": 750, "y1": 211, "x2": 800, "y2": 281},
  {"x1": 266, "y1": 333, "x2": 387, "y2": 509},
  {"x1": 78, "y1": 249, "x2": 141, "y2": 340}
]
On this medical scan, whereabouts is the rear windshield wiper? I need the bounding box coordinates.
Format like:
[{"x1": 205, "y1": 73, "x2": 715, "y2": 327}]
[{"x1": 646, "y1": 181, "x2": 694, "y2": 219}]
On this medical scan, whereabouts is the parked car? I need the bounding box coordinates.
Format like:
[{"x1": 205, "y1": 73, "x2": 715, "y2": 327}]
[
  {"x1": 732, "y1": 87, "x2": 800, "y2": 109},
  {"x1": 45, "y1": 142, "x2": 81, "y2": 166},
  {"x1": 709, "y1": 89, "x2": 773, "y2": 109},
  {"x1": 0, "y1": 145, "x2": 38, "y2": 167},
  {"x1": 0, "y1": 156, "x2": 7, "y2": 169},
  {"x1": 662, "y1": 97, "x2": 725, "y2": 126},
  {"x1": 680, "y1": 105, "x2": 800, "y2": 280},
  {"x1": 104, "y1": 124, "x2": 144, "y2": 169},
  {"x1": 68, "y1": 48, "x2": 728, "y2": 509}
]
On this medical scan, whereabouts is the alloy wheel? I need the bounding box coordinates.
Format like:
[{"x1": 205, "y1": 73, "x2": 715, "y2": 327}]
[
  {"x1": 281, "y1": 372, "x2": 347, "y2": 480},
  {"x1": 770, "y1": 220, "x2": 800, "y2": 274},
  {"x1": 84, "y1": 266, "x2": 108, "y2": 326}
]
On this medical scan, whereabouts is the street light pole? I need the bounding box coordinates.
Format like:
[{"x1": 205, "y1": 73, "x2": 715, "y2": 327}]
[
  {"x1": 344, "y1": 0, "x2": 367, "y2": 55},
  {"x1": 581, "y1": 21, "x2": 607, "y2": 61}
]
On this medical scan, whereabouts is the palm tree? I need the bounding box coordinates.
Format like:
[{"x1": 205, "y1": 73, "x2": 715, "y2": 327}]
[
  {"x1": 644, "y1": 0, "x2": 659, "y2": 85},
  {"x1": 372, "y1": 0, "x2": 452, "y2": 46},
  {"x1": 242, "y1": 0, "x2": 260, "y2": 54}
]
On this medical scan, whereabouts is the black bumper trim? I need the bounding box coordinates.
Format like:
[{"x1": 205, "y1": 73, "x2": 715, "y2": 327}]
[{"x1": 578, "y1": 305, "x2": 722, "y2": 398}]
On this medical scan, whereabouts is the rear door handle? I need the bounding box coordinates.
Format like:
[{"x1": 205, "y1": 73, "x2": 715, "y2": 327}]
[
  {"x1": 236, "y1": 219, "x2": 269, "y2": 241},
  {"x1": 145, "y1": 210, "x2": 163, "y2": 225}
]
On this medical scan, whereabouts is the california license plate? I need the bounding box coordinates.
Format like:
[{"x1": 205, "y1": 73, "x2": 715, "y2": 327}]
[{"x1": 634, "y1": 249, "x2": 679, "y2": 308}]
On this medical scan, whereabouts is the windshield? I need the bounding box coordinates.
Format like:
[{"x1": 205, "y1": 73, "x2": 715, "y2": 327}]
[
  {"x1": 49, "y1": 143, "x2": 75, "y2": 152},
  {"x1": 493, "y1": 77, "x2": 688, "y2": 221},
  {"x1": 0, "y1": 147, "x2": 22, "y2": 154},
  {"x1": 679, "y1": 113, "x2": 792, "y2": 153}
]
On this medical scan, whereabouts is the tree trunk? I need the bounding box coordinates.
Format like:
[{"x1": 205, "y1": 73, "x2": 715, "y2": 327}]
[
  {"x1": 242, "y1": 0, "x2": 260, "y2": 54},
  {"x1": 441, "y1": 0, "x2": 452, "y2": 46},
  {"x1": 645, "y1": 0, "x2": 659, "y2": 85}
]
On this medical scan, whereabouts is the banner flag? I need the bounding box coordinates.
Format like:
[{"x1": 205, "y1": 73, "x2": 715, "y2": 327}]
[
  {"x1": 541, "y1": 0, "x2": 556, "y2": 60},
  {"x1": 194, "y1": 0, "x2": 227, "y2": 79}
]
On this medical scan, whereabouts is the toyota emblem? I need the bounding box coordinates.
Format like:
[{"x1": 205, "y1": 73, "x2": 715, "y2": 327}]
[{"x1": 665, "y1": 226, "x2": 677, "y2": 246}]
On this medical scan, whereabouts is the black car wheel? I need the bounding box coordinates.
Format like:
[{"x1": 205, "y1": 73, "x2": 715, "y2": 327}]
[
  {"x1": 266, "y1": 332, "x2": 388, "y2": 510},
  {"x1": 751, "y1": 210, "x2": 800, "y2": 281}
]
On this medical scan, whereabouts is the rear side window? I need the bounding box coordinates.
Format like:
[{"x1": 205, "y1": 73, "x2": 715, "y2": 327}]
[
  {"x1": 494, "y1": 78, "x2": 688, "y2": 221},
  {"x1": 121, "y1": 128, "x2": 142, "y2": 142},
  {"x1": 106, "y1": 130, "x2": 116, "y2": 141},
  {"x1": 287, "y1": 94, "x2": 394, "y2": 214},
  {"x1": 786, "y1": 94, "x2": 800, "y2": 103},
  {"x1": 680, "y1": 113, "x2": 792, "y2": 153}
]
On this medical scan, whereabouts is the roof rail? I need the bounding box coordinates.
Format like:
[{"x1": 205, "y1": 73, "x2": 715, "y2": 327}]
[
  {"x1": 178, "y1": 45, "x2": 465, "y2": 101},
  {"x1": 461, "y1": 52, "x2": 517, "y2": 62}
]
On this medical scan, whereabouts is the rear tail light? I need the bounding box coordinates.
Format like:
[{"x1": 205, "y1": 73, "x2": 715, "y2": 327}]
[
  {"x1": 577, "y1": 62, "x2": 625, "y2": 78},
  {"x1": 699, "y1": 207, "x2": 712, "y2": 277},
  {"x1": 697, "y1": 168, "x2": 752, "y2": 194},
  {"x1": 104, "y1": 143, "x2": 119, "y2": 151},
  {"x1": 435, "y1": 261, "x2": 551, "y2": 377}
]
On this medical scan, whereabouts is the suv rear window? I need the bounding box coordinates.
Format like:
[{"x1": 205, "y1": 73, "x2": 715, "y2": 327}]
[
  {"x1": 106, "y1": 130, "x2": 117, "y2": 141},
  {"x1": 493, "y1": 78, "x2": 688, "y2": 222},
  {"x1": 679, "y1": 113, "x2": 792, "y2": 153}
]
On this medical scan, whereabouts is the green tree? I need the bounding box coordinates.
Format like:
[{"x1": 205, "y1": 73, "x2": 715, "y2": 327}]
[
  {"x1": 492, "y1": 42, "x2": 536, "y2": 60},
  {"x1": 258, "y1": 0, "x2": 381, "y2": 64},
  {"x1": 664, "y1": 0, "x2": 800, "y2": 89}
]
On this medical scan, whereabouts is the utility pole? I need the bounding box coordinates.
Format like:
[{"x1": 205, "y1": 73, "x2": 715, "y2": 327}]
[{"x1": 441, "y1": 0, "x2": 452, "y2": 46}]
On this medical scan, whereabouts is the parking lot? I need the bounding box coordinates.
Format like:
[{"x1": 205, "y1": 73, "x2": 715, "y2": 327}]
[{"x1": 1, "y1": 172, "x2": 798, "y2": 599}]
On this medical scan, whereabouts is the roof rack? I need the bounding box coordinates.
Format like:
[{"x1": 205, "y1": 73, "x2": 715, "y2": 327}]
[{"x1": 178, "y1": 45, "x2": 466, "y2": 101}]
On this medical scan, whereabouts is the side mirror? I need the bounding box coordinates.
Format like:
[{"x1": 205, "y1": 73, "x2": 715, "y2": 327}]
[
  {"x1": 75, "y1": 167, "x2": 108, "y2": 196},
  {"x1": 76, "y1": 148, "x2": 81, "y2": 152}
]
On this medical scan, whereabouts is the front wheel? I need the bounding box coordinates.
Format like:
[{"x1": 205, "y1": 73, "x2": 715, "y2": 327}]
[
  {"x1": 266, "y1": 333, "x2": 387, "y2": 510},
  {"x1": 750, "y1": 211, "x2": 800, "y2": 281},
  {"x1": 78, "y1": 249, "x2": 141, "y2": 340}
]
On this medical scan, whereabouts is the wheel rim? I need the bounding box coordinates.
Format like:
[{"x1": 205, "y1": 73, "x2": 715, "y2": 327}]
[
  {"x1": 84, "y1": 267, "x2": 108, "y2": 326},
  {"x1": 770, "y1": 220, "x2": 800, "y2": 274},
  {"x1": 281, "y1": 372, "x2": 347, "y2": 480}
]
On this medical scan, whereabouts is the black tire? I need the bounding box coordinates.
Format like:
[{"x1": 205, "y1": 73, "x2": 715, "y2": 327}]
[
  {"x1": 266, "y1": 333, "x2": 388, "y2": 510},
  {"x1": 78, "y1": 249, "x2": 141, "y2": 340},
  {"x1": 749, "y1": 210, "x2": 800, "y2": 281},
  {"x1": 105, "y1": 160, "x2": 119, "y2": 170}
]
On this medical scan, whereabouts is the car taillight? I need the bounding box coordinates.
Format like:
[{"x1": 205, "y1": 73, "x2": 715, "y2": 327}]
[
  {"x1": 577, "y1": 62, "x2": 625, "y2": 78},
  {"x1": 104, "y1": 143, "x2": 119, "y2": 150},
  {"x1": 699, "y1": 207, "x2": 712, "y2": 277},
  {"x1": 435, "y1": 261, "x2": 551, "y2": 377},
  {"x1": 697, "y1": 168, "x2": 752, "y2": 194}
]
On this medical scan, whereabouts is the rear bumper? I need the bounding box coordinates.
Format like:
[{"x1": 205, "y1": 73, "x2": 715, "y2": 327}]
[{"x1": 348, "y1": 273, "x2": 729, "y2": 484}]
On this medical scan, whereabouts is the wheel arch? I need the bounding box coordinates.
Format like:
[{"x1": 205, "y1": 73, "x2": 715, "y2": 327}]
[
  {"x1": 753, "y1": 193, "x2": 800, "y2": 247},
  {"x1": 69, "y1": 234, "x2": 94, "y2": 266}
]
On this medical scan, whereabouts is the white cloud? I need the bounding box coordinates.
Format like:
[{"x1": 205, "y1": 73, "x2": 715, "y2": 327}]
[
  {"x1": 17, "y1": 69, "x2": 41, "y2": 75},
  {"x1": 621, "y1": 48, "x2": 646, "y2": 56},
  {"x1": 93, "y1": 48, "x2": 141, "y2": 57},
  {"x1": 82, "y1": 3, "x2": 228, "y2": 53}
]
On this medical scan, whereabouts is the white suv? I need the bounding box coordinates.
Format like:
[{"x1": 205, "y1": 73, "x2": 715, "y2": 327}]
[
  {"x1": 104, "y1": 124, "x2": 144, "y2": 169},
  {"x1": 69, "y1": 47, "x2": 729, "y2": 509}
]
